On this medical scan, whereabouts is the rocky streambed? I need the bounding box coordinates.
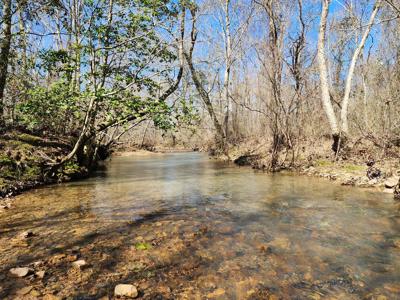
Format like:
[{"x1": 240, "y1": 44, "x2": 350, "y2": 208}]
[{"x1": 0, "y1": 153, "x2": 399, "y2": 299}]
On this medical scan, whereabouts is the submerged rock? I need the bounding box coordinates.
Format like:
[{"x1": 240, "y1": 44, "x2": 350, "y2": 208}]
[
  {"x1": 72, "y1": 259, "x2": 87, "y2": 269},
  {"x1": 36, "y1": 270, "x2": 46, "y2": 279},
  {"x1": 43, "y1": 294, "x2": 62, "y2": 300},
  {"x1": 207, "y1": 288, "x2": 226, "y2": 298},
  {"x1": 9, "y1": 267, "x2": 32, "y2": 277},
  {"x1": 16, "y1": 286, "x2": 33, "y2": 295},
  {"x1": 66, "y1": 254, "x2": 78, "y2": 262},
  {"x1": 114, "y1": 284, "x2": 138, "y2": 298}
]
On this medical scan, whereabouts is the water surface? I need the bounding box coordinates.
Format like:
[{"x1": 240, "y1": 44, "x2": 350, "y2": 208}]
[{"x1": 0, "y1": 153, "x2": 399, "y2": 299}]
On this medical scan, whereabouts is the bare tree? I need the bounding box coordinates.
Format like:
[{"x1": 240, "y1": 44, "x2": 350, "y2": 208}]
[
  {"x1": 184, "y1": 5, "x2": 227, "y2": 149},
  {"x1": 318, "y1": 0, "x2": 381, "y2": 151},
  {"x1": 340, "y1": 1, "x2": 381, "y2": 133}
]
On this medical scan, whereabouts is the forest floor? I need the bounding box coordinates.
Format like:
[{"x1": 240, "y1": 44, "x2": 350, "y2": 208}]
[{"x1": 0, "y1": 131, "x2": 87, "y2": 201}]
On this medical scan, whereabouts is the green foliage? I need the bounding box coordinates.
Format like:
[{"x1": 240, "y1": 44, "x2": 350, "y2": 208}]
[
  {"x1": 63, "y1": 161, "x2": 81, "y2": 175},
  {"x1": 12, "y1": 0, "x2": 186, "y2": 142},
  {"x1": 17, "y1": 80, "x2": 81, "y2": 132},
  {"x1": 0, "y1": 155, "x2": 14, "y2": 165},
  {"x1": 175, "y1": 97, "x2": 201, "y2": 129},
  {"x1": 38, "y1": 49, "x2": 74, "y2": 78},
  {"x1": 21, "y1": 165, "x2": 41, "y2": 181},
  {"x1": 134, "y1": 242, "x2": 152, "y2": 250}
]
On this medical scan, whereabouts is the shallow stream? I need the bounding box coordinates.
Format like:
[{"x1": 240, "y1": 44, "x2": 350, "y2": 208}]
[{"x1": 0, "y1": 153, "x2": 399, "y2": 299}]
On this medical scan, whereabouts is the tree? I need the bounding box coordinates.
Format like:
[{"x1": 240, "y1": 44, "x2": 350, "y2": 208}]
[
  {"x1": 317, "y1": 0, "x2": 381, "y2": 151},
  {"x1": 0, "y1": 0, "x2": 13, "y2": 126},
  {"x1": 184, "y1": 4, "x2": 227, "y2": 149}
]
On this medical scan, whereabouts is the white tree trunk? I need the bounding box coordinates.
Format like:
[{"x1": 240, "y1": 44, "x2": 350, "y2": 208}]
[
  {"x1": 340, "y1": 1, "x2": 381, "y2": 133},
  {"x1": 317, "y1": 0, "x2": 339, "y2": 135}
]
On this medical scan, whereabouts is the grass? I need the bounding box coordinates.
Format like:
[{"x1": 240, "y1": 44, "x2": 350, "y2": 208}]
[
  {"x1": 315, "y1": 159, "x2": 334, "y2": 167},
  {"x1": 315, "y1": 159, "x2": 365, "y2": 173},
  {"x1": 342, "y1": 164, "x2": 366, "y2": 172}
]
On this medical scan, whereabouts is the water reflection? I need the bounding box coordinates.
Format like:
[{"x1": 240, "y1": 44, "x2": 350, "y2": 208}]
[{"x1": 0, "y1": 153, "x2": 399, "y2": 299}]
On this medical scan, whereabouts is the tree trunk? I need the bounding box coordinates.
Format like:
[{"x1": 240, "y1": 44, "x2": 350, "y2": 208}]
[
  {"x1": 0, "y1": 0, "x2": 13, "y2": 126},
  {"x1": 186, "y1": 56, "x2": 226, "y2": 146},
  {"x1": 317, "y1": 0, "x2": 340, "y2": 138},
  {"x1": 184, "y1": 6, "x2": 226, "y2": 147},
  {"x1": 340, "y1": 1, "x2": 380, "y2": 134},
  {"x1": 223, "y1": 0, "x2": 232, "y2": 145}
]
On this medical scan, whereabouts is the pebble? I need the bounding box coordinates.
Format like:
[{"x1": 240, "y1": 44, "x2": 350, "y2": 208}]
[
  {"x1": 207, "y1": 288, "x2": 225, "y2": 298},
  {"x1": 33, "y1": 261, "x2": 43, "y2": 267},
  {"x1": 16, "y1": 286, "x2": 33, "y2": 295},
  {"x1": 384, "y1": 283, "x2": 400, "y2": 293},
  {"x1": 43, "y1": 294, "x2": 62, "y2": 300},
  {"x1": 36, "y1": 270, "x2": 46, "y2": 279},
  {"x1": 114, "y1": 284, "x2": 138, "y2": 298},
  {"x1": 30, "y1": 289, "x2": 41, "y2": 297},
  {"x1": 9, "y1": 267, "x2": 32, "y2": 277},
  {"x1": 72, "y1": 259, "x2": 87, "y2": 269},
  {"x1": 66, "y1": 254, "x2": 78, "y2": 262}
]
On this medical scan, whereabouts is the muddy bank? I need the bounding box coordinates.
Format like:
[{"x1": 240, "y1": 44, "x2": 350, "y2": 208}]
[{"x1": 0, "y1": 131, "x2": 89, "y2": 199}]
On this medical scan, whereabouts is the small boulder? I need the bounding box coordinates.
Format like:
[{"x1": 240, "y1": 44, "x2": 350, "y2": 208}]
[
  {"x1": 385, "y1": 177, "x2": 399, "y2": 188},
  {"x1": 72, "y1": 259, "x2": 87, "y2": 269},
  {"x1": 114, "y1": 284, "x2": 138, "y2": 298},
  {"x1": 9, "y1": 267, "x2": 32, "y2": 277}
]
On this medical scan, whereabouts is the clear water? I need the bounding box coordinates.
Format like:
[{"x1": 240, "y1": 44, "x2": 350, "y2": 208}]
[{"x1": 0, "y1": 153, "x2": 399, "y2": 299}]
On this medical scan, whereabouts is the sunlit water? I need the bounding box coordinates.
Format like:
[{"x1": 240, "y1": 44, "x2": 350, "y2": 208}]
[{"x1": 0, "y1": 153, "x2": 399, "y2": 299}]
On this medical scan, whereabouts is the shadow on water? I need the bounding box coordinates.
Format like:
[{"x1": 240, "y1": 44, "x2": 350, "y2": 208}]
[{"x1": 0, "y1": 153, "x2": 399, "y2": 299}]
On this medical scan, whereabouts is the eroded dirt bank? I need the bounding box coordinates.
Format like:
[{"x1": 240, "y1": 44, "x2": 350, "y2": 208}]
[{"x1": 0, "y1": 131, "x2": 99, "y2": 200}]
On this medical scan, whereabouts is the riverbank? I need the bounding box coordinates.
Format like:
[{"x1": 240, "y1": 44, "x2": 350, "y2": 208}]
[
  {"x1": 2, "y1": 134, "x2": 399, "y2": 201},
  {"x1": 225, "y1": 137, "x2": 400, "y2": 199},
  {"x1": 0, "y1": 131, "x2": 89, "y2": 200}
]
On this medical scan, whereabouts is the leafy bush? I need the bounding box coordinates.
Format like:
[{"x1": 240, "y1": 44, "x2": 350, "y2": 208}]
[{"x1": 17, "y1": 80, "x2": 81, "y2": 133}]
